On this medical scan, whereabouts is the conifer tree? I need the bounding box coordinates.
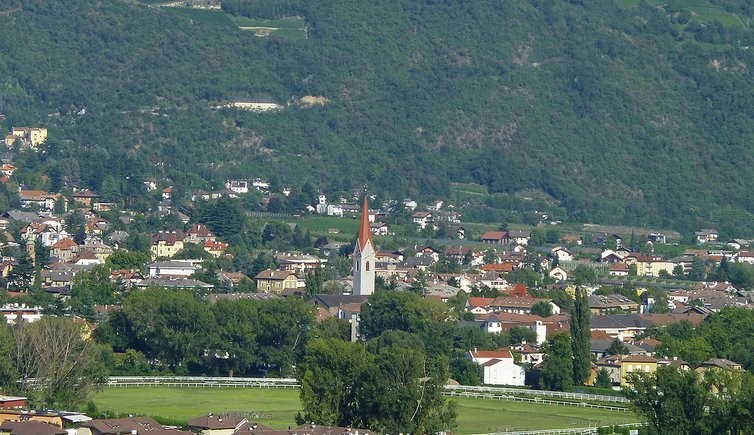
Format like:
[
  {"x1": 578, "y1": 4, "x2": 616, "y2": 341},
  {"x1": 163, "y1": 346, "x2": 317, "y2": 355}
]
[{"x1": 570, "y1": 286, "x2": 591, "y2": 385}]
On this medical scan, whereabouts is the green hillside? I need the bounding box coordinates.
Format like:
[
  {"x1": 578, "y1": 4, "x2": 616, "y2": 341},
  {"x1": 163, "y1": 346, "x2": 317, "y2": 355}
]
[{"x1": 0, "y1": 0, "x2": 753, "y2": 234}]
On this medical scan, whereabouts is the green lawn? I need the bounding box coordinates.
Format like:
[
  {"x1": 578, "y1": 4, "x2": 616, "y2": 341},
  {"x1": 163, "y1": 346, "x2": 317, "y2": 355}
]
[
  {"x1": 287, "y1": 216, "x2": 360, "y2": 237},
  {"x1": 166, "y1": 8, "x2": 237, "y2": 28},
  {"x1": 91, "y1": 387, "x2": 640, "y2": 434},
  {"x1": 454, "y1": 398, "x2": 640, "y2": 434},
  {"x1": 92, "y1": 387, "x2": 301, "y2": 430}
]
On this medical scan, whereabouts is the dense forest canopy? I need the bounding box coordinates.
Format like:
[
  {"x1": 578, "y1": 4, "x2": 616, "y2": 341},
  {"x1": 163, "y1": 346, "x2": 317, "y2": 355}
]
[{"x1": 1, "y1": 0, "x2": 754, "y2": 234}]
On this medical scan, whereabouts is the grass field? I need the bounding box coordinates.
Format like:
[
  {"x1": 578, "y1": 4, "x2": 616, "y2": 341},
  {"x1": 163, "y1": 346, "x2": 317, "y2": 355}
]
[
  {"x1": 616, "y1": 0, "x2": 743, "y2": 27},
  {"x1": 91, "y1": 387, "x2": 640, "y2": 434},
  {"x1": 286, "y1": 216, "x2": 360, "y2": 237},
  {"x1": 166, "y1": 8, "x2": 237, "y2": 28}
]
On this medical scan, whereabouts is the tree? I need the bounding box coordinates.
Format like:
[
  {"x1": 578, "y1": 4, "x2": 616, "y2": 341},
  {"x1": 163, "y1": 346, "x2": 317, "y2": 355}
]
[
  {"x1": 173, "y1": 242, "x2": 212, "y2": 260},
  {"x1": 595, "y1": 368, "x2": 612, "y2": 388},
  {"x1": 305, "y1": 267, "x2": 324, "y2": 297},
  {"x1": 0, "y1": 324, "x2": 18, "y2": 390},
  {"x1": 606, "y1": 338, "x2": 628, "y2": 355},
  {"x1": 624, "y1": 366, "x2": 711, "y2": 435},
  {"x1": 106, "y1": 250, "x2": 150, "y2": 270},
  {"x1": 539, "y1": 331, "x2": 573, "y2": 391},
  {"x1": 530, "y1": 301, "x2": 553, "y2": 318},
  {"x1": 570, "y1": 287, "x2": 591, "y2": 385},
  {"x1": 572, "y1": 265, "x2": 597, "y2": 285},
  {"x1": 70, "y1": 265, "x2": 119, "y2": 320},
  {"x1": 8, "y1": 251, "x2": 35, "y2": 290},
  {"x1": 14, "y1": 317, "x2": 107, "y2": 408},
  {"x1": 298, "y1": 338, "x2": 457, "y2": 434},
  {"x1": 483, "y1": 248, "x2": 498, "y2": 264}
]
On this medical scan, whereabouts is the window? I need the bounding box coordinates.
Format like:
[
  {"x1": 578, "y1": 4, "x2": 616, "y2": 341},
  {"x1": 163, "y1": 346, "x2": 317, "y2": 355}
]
[
  {"x1": 356, "y1": 262, "x2": 359, "y2": 272},
  {"x1": 366, "y1": 262, "x2": 370, "y2": 271}
]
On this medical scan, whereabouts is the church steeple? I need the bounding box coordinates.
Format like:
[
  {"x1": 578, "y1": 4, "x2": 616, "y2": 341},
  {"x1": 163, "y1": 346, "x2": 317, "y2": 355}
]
[
  {"x1": 357, "y1": 196, "x2": 373, "y2": 250},
  {"x1": 353, "y1": 195, "x2": 375, "y2": 295}
]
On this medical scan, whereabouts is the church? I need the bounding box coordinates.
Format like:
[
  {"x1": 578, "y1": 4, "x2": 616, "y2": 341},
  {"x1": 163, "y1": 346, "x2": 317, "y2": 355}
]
[{"x1": 352, "y1": 196, "x2": 376, "y2": 295}]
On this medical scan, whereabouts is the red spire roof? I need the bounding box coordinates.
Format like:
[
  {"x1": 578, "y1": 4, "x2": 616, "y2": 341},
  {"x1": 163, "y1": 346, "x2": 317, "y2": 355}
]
[{"x1": 357, "y1": 196, "x2": 373, "y2": 250}]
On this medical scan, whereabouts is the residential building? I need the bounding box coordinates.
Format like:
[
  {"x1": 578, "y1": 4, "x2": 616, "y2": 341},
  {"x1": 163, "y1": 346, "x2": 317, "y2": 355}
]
[
  {"x1": 411, "y1": 212, "x2": 433, "y2": 229},
  {"x1": 468, "y1": 349, "x2": 525, "y2": 386},
  {"x1": 150, "y1": 231, "x2": 184, "y2": 259},
  {"x1": 187, "y1": 415, "x2": 247, "y2": 435},
  {"x1": 8, "y1": 127, "x2": 47, "y2": 148},
  {"x1": 147, "y1": 261, "x2": 199, "y2": 277},
  {"x1": 370, "y1": 222, "x2": 389, "y2": 236},
  {"x1": 587, "y1": 294, "x2": 640, "y2": 315},
  {"x1": 225, "y1": 180, "x2": 249, "y2": 194},
  {"x1": 203, "y1": 240, "x2": 228, "y2": 258},
  {"x1": 620, "y1": 355, "x2": 658, "y2": 387},
  {"x1": 481, "y1": 231, "x2": 506, "y2": 244},
  {"x1": 72, "y1": 190, "x2": 100, "y2": 206},
  {"x1": 184, "y1": 224, "x2": 216, "y2": 244},
  {"x1": 19, "y1": 190, "x2": 66, "y2": 212},
  {"x1": 254, "y1": 270, "x2": 299, "y2": 294},
  {"x1": 695, "y1": 229, "x2": 718, "y2": 244}
]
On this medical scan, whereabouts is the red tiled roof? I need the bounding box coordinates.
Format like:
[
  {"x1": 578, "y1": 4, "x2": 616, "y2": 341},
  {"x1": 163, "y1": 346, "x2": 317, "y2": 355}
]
[{"x1": 471, "y1": 349, "x2": 513, "y2": 359}]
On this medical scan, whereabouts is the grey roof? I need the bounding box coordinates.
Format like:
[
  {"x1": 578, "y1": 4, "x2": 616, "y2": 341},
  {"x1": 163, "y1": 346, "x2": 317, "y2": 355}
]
[
  {"x1": 590, "y1": 314, "x2": 655, "y2": 329},
  {"x1": 148, "y1": 261, "x2": 198, "y2": 269},
  {"x1": 3, "y1": 211, "x2": 44, "y2": 223},
  {"x1": 590, "y1": 339, "x2": 646, "y2": 354},
  {"x1": 136, "y1": 278, "x2": 213, "y2": 288},
  {"x1": 404, "y1": 257, "x2": 434, "y2": 268}
]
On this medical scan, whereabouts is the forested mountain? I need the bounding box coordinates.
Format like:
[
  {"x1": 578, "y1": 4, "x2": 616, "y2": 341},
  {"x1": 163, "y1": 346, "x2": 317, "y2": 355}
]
[{"x1": 1, "y1": 0, "x2": 754, "y2": 234}]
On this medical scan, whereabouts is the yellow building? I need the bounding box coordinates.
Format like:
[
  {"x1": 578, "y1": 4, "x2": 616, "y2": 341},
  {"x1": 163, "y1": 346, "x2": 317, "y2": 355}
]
[
  {"x1": 150, "y1": 231, "x2": 184, "y2": 259},
  {"x1": 620, "y1": 354, "x2": 658, "y2": 386},
  {"x1": 254, "y1": 270, "x2": 299, "y2": 293},
  {"x1": 10, "y1": 127, "x2": 48, "y2": 148}
]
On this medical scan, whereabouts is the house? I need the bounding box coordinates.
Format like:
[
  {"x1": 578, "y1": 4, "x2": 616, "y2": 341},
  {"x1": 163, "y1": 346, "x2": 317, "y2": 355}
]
[
  {"x1": 465, "y1": 297, "x2": 495, "y2": 314},
  {"x1": 402, "y1": 199, "x2": 417, "y2": 211},
  {"x1": 590, "y1": 313, "x2": 706, "y2": 341},
  {"x1": 93, "y1": 202, "x2": 115, "y2": 212},
  {"x1": 203, "y1": 240, "x2": 228, "y2": 258},
  {"x1": 550, "y1": 246, "x2": 573, "y2": 262},
  {"x1": 468, "y1": 349, "x2": 525, "y2": 386},
  {"x1": 647, "y1": 233, "x2": 667, "y2": 244},
  {"x1": 548, "y1": 267, "x2": 568, "y2": 281},
  {"x1": 478, "y1": 271, "x2": 508, "y2": 290},
  {"x1": 254, "y1": 270, "x2": 300, "y2": 293},
  {"x1": 587, "y1": 294, "x2": 639, "y2": 315},
  {"x1": 0, "y1": 304, "x2": 43, "y2": 324},
  {"x1": 225, "y1": 179, "x2": 249, "y2": 194},
  {"x1": 510, "y1": 342, "x2": 545, "y2": 365},
  {"x1": 489, "y1": 295, "x2": 561, "y2": 315},
  {"x1": 187, "y1": 415, "x2": 247, "y2": 435},
  {"x1": 448, "y1": 225, "x2": 466, "y2": 239},
  {"x1": 414, "y1": 245, "x2": 441, "y2": 262},
  {"x1": 162, "y1": 187, "x2": 173, "y2": 200},
  {"x1": 0, "y1": 421, "x2": 66, "y2": 435},
  {"x1": 191, "y1": 190, "x2": 210, "y2": 202},
  {"x1": 370, "y1": 222, "x2": 389, "y2": 236},
  {"x1": 51, "y1": 238, "x2": 80, "y2": 262},
  {"x1": 411, "y1": 212, "x2": 434, "y2": 229},
  {"x1": 144, "y1": 177, "x2": 158, "y2": 192},
  {"x1": 147, "y1": 260, "x2": 198, "y2": 277},
  {"x1": 276, "y1": 255, "x2": 327, "y2": 273},
  {"x1": 375, "y1": 250, "x2": 403, "y2": 263},
  {"x1": 695, "y1": 229, "x2": 718, "y2": 244},
  {"x1": 150, "y1": 231, "x2": 184, "y2": 259},
  {"x1": 507, "y1": 230, "x2": 531, "y2": 246},
  {"x1": 0, "y1": 164, "x2": 17, "y2": 177},
  {"x1": 734, "y1": 250, "x2": 754, "y2": 265},
  {"x1": 184, "y1": 224, "x2": 216, "y2": 244},
  {"x1": 620, "y1": 355, "x2": 658, "y2": 386},
  {"x1": 561, "y1": 234, "x2": 583, "y2": 245},
  {"x1": 19, "y1": 190, "x2": 66, "y2": 212},
  {"x1": 695, "y1": 358, "x2": 745, "y2": 392},
  {"x1": 8, "y1": 127, "x2": 47, "y2": 148},
  {"x1": 72, "y1": 189, "x2": 100, "y2": 207},
  {"x1": 481, "y1": 231, "x2": 506, "y2": 244},
  {"x1": 135, "y1": 277, "x2": 213, "y2": 290},
  {"x1": 251, "y1": 178, "x2": 270, "y2": 191},
  {"x1": 78, "y1": 417, "x2": 192, "y2": 435},
  {"x1": 608, "y1": 263, "x2": 630, "y2": 276}
]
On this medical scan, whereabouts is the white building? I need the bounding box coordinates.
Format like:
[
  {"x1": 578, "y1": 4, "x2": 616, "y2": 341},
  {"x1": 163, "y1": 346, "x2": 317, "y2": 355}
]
[
  {"x1": 353, "y1": 198, "x2": 375, "y2": 296},
  {"x1": 468, "y1": 349, "x2": 525, "y2": 386},
  {"x1": 225, "y1": 180, "x2": 250, "y2": 194}
]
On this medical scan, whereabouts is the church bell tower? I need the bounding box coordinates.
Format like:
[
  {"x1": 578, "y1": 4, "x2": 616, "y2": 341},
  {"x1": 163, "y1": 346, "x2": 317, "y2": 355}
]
[{"x1": 353, "y1": 196, "x2": 375, "y2": 295}]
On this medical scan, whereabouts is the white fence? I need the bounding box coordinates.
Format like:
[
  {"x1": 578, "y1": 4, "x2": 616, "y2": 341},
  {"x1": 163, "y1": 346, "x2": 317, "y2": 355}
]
[
  {"x1": 106, "y1": 376, "x2": 300, "y2": 388},
  {"x1": 446, "y1": 385, "x2": 629, "y2": 404},
  {"x1": 443, "y1": 391, "x2": 629, "y2": 412}
]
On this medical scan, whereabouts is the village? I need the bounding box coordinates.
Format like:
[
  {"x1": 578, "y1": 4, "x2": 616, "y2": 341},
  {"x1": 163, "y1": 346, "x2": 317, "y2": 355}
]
[{"x1": 0, "y1": 125, "x2": 753, "y2": 434}]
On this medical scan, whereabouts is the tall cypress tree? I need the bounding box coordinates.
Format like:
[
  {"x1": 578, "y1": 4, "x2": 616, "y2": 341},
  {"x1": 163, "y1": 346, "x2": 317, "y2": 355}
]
[{"x1": 571, "y1": 286, "x2": 592, "y2": 385}]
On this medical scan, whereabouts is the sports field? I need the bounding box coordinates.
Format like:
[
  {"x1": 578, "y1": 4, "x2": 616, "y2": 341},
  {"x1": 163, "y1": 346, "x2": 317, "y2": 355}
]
[{"x1": 91, "y1": 387, "x2": 640, "y2": 434}]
